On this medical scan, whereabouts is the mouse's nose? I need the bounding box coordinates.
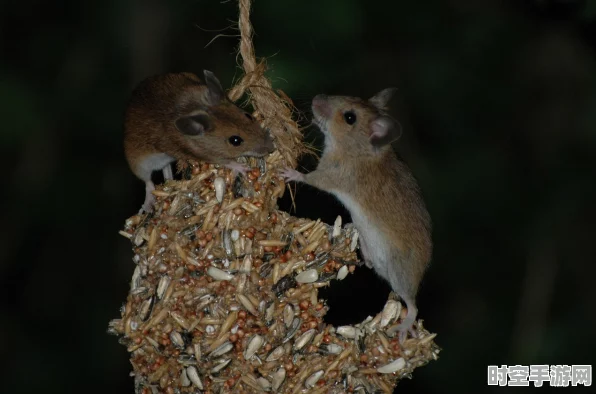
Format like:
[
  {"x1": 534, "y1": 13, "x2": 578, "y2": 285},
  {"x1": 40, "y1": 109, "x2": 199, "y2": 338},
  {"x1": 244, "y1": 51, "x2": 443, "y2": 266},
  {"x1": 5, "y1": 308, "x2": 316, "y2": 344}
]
[
  {"x1": 312, "y1": 95, "x2": 330, "y2": 117},
  {"x1": 263, "y1": 131, "x2": 275, "y2": 152}
]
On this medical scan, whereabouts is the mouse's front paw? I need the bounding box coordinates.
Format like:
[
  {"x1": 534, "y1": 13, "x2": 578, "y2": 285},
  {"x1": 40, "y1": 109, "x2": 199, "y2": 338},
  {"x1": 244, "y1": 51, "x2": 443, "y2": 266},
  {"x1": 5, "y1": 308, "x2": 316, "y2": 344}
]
[
  {"x1": 225, "y1": 161, "x2": 250, "y2": 176},
  {"x1": 280, "y1": 167, "x2": 305, "y2": 183}
]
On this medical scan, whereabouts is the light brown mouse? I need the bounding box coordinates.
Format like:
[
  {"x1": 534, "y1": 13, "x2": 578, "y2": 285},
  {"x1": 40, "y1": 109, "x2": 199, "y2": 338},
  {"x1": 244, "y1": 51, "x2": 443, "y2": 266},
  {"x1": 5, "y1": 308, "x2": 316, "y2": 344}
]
[
  {"x1": 281, "y1": 89, "x2": 432, "y2": 341},
  {"x1": 124, "y1": 70, "x2": 274, "y2": 213}
]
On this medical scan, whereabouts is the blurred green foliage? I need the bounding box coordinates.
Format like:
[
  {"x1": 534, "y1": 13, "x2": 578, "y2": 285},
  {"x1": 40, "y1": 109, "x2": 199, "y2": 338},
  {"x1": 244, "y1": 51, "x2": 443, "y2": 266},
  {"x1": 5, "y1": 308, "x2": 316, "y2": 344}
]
[{"x1": 1, "y1": 0, "x2": 595, "y2": 393}]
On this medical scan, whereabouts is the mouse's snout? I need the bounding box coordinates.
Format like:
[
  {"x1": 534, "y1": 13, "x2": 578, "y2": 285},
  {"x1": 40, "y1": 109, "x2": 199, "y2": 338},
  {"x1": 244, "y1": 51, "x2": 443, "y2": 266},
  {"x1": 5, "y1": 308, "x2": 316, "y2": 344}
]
[
  {"x1": 262, "y1": 131, "x2": 275, "y2": 153},
  {"x1": 312, "y1": 95, "x2": 331, "y2": 118}
]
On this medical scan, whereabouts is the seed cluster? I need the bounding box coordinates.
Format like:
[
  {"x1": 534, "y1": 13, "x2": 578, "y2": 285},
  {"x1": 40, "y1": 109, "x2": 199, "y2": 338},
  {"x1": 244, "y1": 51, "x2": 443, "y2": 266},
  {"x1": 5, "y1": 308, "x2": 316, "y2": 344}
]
[{"x1": 110, "y1": 153, "x2": 439, "y2": 393}]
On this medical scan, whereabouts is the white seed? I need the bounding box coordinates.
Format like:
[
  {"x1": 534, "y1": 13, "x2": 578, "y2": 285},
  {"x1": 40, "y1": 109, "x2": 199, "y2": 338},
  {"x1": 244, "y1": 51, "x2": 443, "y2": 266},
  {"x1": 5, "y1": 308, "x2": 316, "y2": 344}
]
[
  {"x1": 305, "y1": 370, "x2": 324, "y2": 388},
  {"x1": 231, "y1": 229, "x2": 240, "y2": 241},
  {"x1": 156, "y1": 275, "x2": 171, "y2": 299},
  {"x1": 244, "y1": 334, "x2": 264, "y2": 360},
  {"x1": 332, "y1": 215, "x2": 342, "y2": 238},
  {"x1": 283, "y1": 304, "x2": 295, "y2": 328},
  {"x1": 180, "y1": 368, "x2": 191, "y2": 387},
  {"x1": 257, "y1": 377, "x2": 271, "y2": 390},
  {"x1": 377, "y1": 357, "x2": 406, "y2": 373},
  {"x1": 209, "y1": 341, "x2": 233, "y2": 358},
  {"x1": 295, "y1": 268, "x2": 318, "y2": 283},
  {"x1": 265, "y1": 345, "x2": 286, "y2": 362},
  {"x1": 237, "y1": 294, "x2": 259, "y2": 316},
  {"x1": 293, "y1": 329, "x2": 315, "y2": 351},
  {"x1": 337, "y1": 325, "x2": 361, "y2": 339},
  {"x1": 272, "y1": 367, "x2": 286, "y2": 391},
  {"x1": 186, "y1": 366, "x2": 203, "y2": 389},
  {"x1": 350, "y1": 230, "x2": 359, "y2": 252},
  {"x1": 214, "y1": 177, "x2": 225, "y2": 203},
  {"x1": 337, "y1": 265, "x2": 349, "y2": 280},
  {"x1": 207, "y1": 266, "x2": 234, "y2": 281},
  {"x1": 380, "y1": 300, "x2": 401, "y2": 328}
]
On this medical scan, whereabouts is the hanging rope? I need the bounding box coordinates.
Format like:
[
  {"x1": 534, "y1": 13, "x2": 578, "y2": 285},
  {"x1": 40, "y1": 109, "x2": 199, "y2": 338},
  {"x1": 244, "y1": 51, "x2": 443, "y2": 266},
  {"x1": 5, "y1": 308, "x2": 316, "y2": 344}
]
[{"x1": 229, "y1": 0, "x2": 304, "y2": 168}]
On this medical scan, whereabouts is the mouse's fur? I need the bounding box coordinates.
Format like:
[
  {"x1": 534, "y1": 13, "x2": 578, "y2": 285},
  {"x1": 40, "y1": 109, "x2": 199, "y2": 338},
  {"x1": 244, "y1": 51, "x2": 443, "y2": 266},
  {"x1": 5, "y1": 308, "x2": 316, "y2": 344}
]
[
  {"x1": 282, "y1": 90, "x2": 432, "y2": 340},
  {"x1": 124, "y1": 71, "x2": 274, "y2": 212}
]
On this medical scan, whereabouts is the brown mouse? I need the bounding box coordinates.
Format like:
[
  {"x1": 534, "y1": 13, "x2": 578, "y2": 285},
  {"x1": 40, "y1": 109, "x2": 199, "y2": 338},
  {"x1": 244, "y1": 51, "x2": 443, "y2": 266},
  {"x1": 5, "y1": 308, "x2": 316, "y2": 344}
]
[
  {"x1": 281, "y1": 89, "x2": 432, "y2": 341},
  {"x1": 124, "y1": 70, "x2": 274, "y2": 213}
]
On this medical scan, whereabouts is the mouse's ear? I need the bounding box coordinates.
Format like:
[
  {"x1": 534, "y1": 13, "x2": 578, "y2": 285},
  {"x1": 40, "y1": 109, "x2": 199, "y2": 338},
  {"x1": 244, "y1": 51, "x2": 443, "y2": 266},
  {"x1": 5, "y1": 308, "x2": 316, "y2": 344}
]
[
  {"x1": 369, "y1": 115, "x2": 402, "y2": 148},
  {"x1": 175, "y1": 114, "x2": 211, "y2": 136},
  {"x1": 203, "y1": 70, "x2": 225, "y2": 105},
  {"x1": 369, "y1": 88, "x2": 397, "y2": 110}
]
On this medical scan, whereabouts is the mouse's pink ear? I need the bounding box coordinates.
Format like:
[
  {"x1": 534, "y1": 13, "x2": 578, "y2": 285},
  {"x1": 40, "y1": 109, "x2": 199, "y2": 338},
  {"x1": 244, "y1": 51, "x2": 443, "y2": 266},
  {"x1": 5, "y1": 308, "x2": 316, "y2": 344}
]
[
  {"x1": 369, "y1": 115, "x2": 401, "y2": 148},
  {"x1": 203, "y1": 70, "x2": 225, "y2": 105},
  {"x1": 369, "y1": 88, "x2": 397, "y2": 110},
  {"x1": 175, "y1": 113, "x2": 211, "y2": 136}
]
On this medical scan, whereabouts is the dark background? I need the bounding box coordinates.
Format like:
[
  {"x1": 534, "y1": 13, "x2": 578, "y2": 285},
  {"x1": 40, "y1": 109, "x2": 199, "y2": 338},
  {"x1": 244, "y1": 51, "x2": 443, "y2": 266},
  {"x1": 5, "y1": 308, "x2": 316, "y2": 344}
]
[{"x1": 1, "y1": 0, "x2": 595, "y2": 393}]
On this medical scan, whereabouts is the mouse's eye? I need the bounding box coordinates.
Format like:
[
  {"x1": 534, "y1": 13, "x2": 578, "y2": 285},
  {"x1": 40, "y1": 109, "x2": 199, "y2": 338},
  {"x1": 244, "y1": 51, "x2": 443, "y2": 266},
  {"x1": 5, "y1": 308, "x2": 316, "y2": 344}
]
[
  {"x1": 229, "y1": 135, "x2": 244, "y2": 146},
  {"x1": 245, "y1": 113, "x2": 254, "y2": 121},
  {"x1": 343, "y1": 111, "x2": 357, "y2": 125}
]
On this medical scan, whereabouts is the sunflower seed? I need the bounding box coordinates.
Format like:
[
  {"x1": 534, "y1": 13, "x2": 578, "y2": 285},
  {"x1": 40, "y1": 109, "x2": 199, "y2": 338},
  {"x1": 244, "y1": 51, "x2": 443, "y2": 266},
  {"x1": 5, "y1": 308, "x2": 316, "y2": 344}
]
[
  {"x1": 169, "y1": 331, "x2": 185, "y2": 349},
  {"x1": 257, "y1": 376, "x2": 271, "y2": 390},
  {"x1": 139, "y1": 296, "x2": 154, "y2": 321},
  {"x1": 180, "y1": 368, "x2": 191, "y2": 387},
  {"x1": 283, "y1": 304, "x2": 295, "y2": 328},
  {"x1": 282, "y1": 317, "x2": 301, "y2": 343},
  {"x1": 293, "y1": 329, "x2": 315, "y2": 351},
  {"x1": 186, "y1": 366, "x2": 203, "y2": 389},
  {"x1": 210, "y1": 358, "x2": 231, "y2": 374},
  {"x1": 223, "y1": 230, "x2": 234, "y2": 257},
  {"x1": 305, "y1": 370, "x2": 324, "y2": 388},
  {"x1": 244, "y1": 334, "x2": 264, "y2": 360},
  {"x1": 272, "y1": 275, "x2": 296, "y2": 297},
  {"x1": 272, "y1": 367, "x2": 286, "y2": 391},
  {"x1": 265, "y1": 345, "x2": 286, "y2": 362},
  {"x1": 209, "y1": 341, "x2": 233, "y2": 358},
  {"x1": 156, "y1": 275, "x2": 171, "y2": 299}
]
